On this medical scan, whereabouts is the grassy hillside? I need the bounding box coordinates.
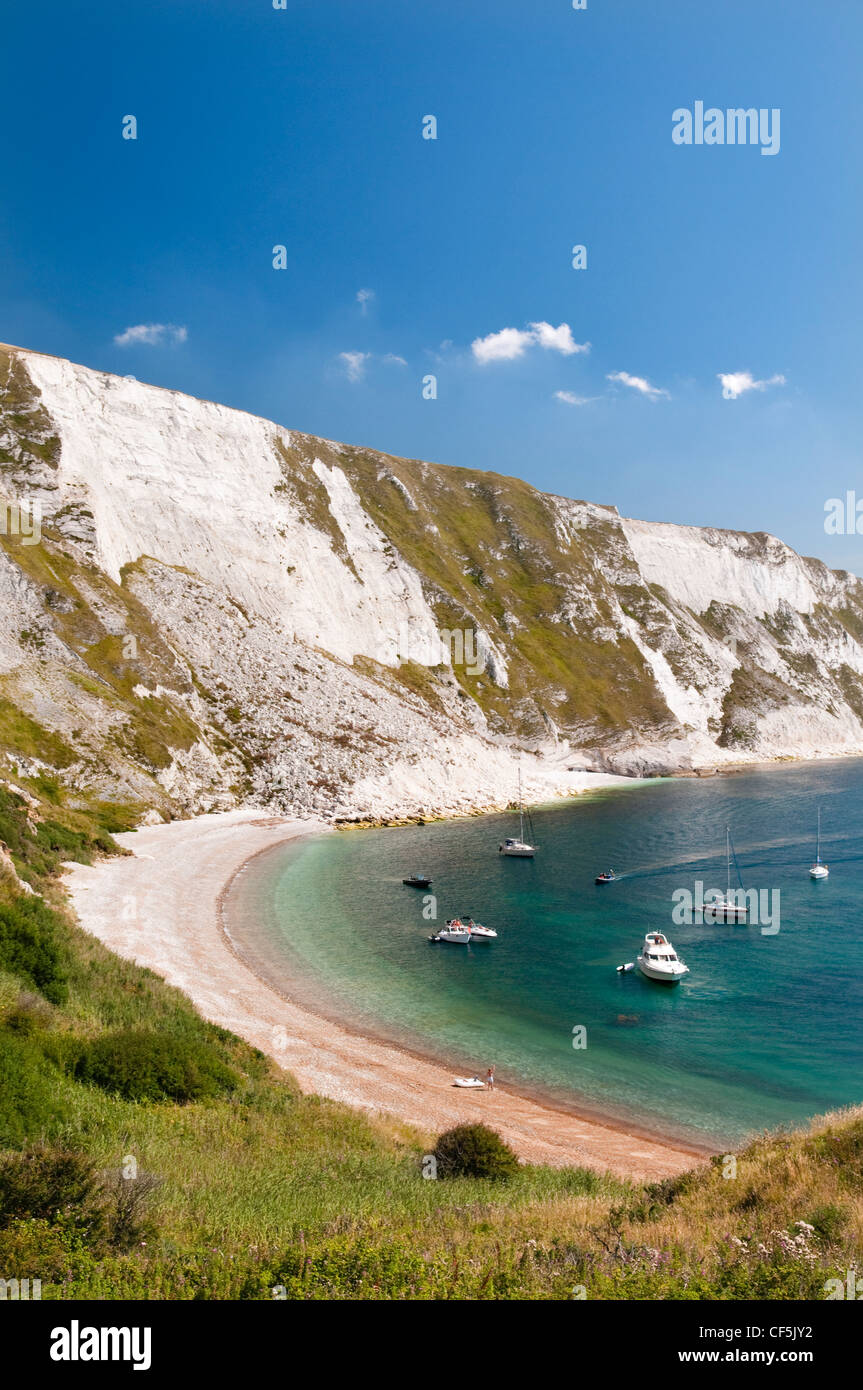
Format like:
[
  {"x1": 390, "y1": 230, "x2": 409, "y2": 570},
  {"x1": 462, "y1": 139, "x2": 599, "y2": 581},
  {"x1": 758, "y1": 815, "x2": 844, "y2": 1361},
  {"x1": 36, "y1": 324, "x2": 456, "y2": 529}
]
[{"x1": 0, "y1": 782, "x2": 861, "y2": 1300}]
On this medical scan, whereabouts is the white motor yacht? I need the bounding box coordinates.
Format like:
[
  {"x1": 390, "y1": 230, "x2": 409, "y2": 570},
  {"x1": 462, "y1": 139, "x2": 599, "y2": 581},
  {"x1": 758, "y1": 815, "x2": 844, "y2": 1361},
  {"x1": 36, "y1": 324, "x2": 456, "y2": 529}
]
[{"x1": 637, "y1": 931, "x2": 689, "y2": 984}]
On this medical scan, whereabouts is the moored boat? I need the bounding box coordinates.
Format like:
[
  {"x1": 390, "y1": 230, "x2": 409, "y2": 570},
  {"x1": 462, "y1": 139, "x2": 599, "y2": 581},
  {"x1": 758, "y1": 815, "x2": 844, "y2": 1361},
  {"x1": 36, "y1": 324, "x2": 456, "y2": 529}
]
[
  {"x1": 809, "y1": 808, "x2": 829, "y2": 880},
  {"x1": 499, "y1": 767, "x2": 536, "y2": 857},
  {"x1": 430, "y1": 917, "x2": 498, "y2": 944},
  {"x1": 702, "y1": 827, "x2": 748, "y2": 920},
  {"x1": 458, "y1": 916, "x2": 498, "y2": 941},
  {"x1": 499, "y1": 837, "x2": 535, "y2": 857},
  {"x1": 703, "y1": 893, "x2": 748, "y2": 921},
  {"x1": 637, "y1": 931, "x2": 689, "y2": 984}
]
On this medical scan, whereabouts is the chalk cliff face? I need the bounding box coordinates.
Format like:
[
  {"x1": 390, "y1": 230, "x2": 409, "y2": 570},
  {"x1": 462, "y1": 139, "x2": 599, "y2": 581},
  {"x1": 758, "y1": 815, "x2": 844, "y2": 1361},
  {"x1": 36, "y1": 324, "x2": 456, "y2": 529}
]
[{"x1": 1, "y1": 343, "x2": 862, "y2": 821}]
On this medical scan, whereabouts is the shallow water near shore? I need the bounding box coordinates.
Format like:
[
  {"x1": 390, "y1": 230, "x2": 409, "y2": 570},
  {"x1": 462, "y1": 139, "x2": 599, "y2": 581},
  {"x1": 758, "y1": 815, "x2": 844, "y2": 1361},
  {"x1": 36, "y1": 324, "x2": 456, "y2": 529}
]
[{"x1": 225, "y1": 761, "x2": 863, "y2": 1149}]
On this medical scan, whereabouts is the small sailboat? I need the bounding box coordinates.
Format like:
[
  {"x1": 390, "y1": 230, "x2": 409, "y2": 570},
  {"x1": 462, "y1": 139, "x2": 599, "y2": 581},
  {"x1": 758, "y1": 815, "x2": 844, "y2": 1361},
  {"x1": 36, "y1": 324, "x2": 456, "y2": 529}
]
[
  {"x1": 703, "y1": 826, "x2": 748, "y2": 920},
  {"x1": 499, "y1": 767, "x2": 536, "y2": 857},
  {"x1": 637, "y1": 931, "x2": 689, "y2": 984},
  {"x1": 809, "y1": 808, "x2": 829, "y2": 880}
]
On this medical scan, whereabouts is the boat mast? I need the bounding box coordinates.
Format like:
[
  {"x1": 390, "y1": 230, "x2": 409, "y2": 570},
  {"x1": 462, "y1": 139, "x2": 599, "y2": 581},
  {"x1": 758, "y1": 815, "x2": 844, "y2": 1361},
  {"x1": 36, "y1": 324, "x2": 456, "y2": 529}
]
[
  {"x1": 518, "y1": 766, "x2": 525, "y2": 841},
  {"x1": 816, "y1": 807, "x2": 822, "y2": 864},
  {"x1": 726, "y1": 825, "x2": 731, "y2": 898}
]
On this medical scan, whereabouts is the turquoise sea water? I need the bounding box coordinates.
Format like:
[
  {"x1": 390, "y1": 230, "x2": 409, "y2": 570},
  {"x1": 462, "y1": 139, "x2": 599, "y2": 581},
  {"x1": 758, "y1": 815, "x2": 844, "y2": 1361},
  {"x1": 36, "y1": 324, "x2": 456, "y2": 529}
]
[{"x1": 225, "y1": 761, "x2": 863, "y2": 1148}]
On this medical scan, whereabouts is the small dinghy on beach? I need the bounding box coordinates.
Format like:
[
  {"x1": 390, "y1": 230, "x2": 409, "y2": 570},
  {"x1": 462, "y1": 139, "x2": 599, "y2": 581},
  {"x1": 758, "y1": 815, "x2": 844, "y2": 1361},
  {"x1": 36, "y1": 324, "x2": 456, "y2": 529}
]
[{"x1": 453, "y1": 1076, "x2": 486, "y2": 1089}]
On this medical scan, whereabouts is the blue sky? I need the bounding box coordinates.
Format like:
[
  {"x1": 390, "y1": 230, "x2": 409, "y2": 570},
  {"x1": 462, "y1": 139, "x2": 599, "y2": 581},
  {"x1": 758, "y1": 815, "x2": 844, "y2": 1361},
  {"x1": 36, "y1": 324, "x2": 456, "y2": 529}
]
[{"x1": 2, "y1": 0, "x2": 861, "y2": 570}]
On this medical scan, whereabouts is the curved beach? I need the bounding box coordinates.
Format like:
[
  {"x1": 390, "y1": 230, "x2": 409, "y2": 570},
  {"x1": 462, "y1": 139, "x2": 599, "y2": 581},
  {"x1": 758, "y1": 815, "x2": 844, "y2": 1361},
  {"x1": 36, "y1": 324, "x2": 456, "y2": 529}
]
[{"x1": 63, "y1": 809, "x2": 705, "y2": 1180}]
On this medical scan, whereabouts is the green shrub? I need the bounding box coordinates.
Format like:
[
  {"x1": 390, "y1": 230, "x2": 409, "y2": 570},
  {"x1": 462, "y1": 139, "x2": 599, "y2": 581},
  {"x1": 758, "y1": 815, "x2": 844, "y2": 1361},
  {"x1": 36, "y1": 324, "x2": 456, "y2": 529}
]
[
  {"x1": 585, "y1": 1259, "x2": 832, "y2": 1301},
  {"x1": 432, "y1": 1123, "x2": 519, "y2": 1181},
  {"x1": 35, "y1": 818, "x2": 113, "y2": 861},
  {"x1": 807, "y1": 1118, "x2": 863, "y2": 1192},
  {"x1": 0, "y1": 1032, "x2": 71, "y2": 1144},
  {"x1": 0, "y1": 1147, "x2": 162, "y2": 1255},
  {"x1": 0, "y1": 896, "x2": 68, "y2": 1004},
  {"x1": 0, "y1": 1144, "x2": 100, "y2": 1229},
  {"x1": 0, "y1": 786, "x2": 119, "y2": 888},
  {"x1": 0, "y1": 1215, "x2": 92, "y2": 1285},
  {"x1": 99, "y1": 1167, "x2": 162, "y2": 1250},
  {"x1": 805, "y1": 1203, "x2": 849, "y2": 1246},
  {"x1": 258, "y1": 1237, "x2": 439, "y2": 1299},
  {"x1": 72, "y1": 1029, "x2": 238, "y2": 1104},
  {"x1": 3, "y1": 989, "x2": 53, "y2": 1035}
]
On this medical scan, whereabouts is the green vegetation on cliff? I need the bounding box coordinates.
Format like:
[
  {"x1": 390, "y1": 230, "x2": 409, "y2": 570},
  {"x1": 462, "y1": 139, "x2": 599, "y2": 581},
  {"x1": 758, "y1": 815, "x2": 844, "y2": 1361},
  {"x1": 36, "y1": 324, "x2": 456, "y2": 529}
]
[{"x1": 332, "y1": 446, "x2": 671, "y2": 738}]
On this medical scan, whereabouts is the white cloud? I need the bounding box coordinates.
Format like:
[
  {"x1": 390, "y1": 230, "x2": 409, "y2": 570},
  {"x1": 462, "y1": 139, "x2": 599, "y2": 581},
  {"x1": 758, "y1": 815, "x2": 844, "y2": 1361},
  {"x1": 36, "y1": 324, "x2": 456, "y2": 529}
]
[
  {"x1": 472, "y1": 326, "x2": 535, "y2": 363},
  {"x1": 356, "y1": 288, "x2": 375, "y2": 314},
  {"x1": 530, "y1": 321, "x2": 589, "y2": 356},
  {"x1": 338, "y1": 351, "x2": 370, "y2": 382},
  {"x1": 554, "y1": 390, "x2": 596, "y2": 406},
  {"x1": 606, "y1": 370, "x2": 669, "y2": 400},
  {"x1": 114, "y1": 323, "x2": 187, "y2": 347},
  {"x1": 337, "y1": 350, "x2": 406, "y2": 380},
  {"x1": 718, "y1": 370, "x2": 786, "y2": 400},
  {"x1": 471, "y1": 321, "x2": 589, "y2": 364}
]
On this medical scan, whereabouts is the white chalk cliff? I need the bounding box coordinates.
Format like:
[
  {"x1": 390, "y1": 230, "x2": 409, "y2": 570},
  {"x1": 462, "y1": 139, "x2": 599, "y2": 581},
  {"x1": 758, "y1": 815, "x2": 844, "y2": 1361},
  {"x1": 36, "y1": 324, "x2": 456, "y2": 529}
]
[{"x1": 1, "y1": 343, "x2": 861, "y2": 822}]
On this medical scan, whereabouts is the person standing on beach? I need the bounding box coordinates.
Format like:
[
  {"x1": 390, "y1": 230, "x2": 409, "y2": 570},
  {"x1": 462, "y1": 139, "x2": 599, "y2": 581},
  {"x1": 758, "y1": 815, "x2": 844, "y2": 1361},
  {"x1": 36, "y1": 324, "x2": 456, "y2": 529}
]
[{"x1": 486, "y1": 1065, "x2": 495, "y2": 1090}]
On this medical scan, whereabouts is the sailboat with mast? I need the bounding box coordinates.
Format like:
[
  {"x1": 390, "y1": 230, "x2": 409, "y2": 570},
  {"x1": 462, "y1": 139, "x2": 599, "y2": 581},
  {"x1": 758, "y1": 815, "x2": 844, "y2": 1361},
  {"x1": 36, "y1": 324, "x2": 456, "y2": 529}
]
[
  {"x1": 499, "y1": 767, "x2": 536, "y2": 857},
  {"x1": 703, "y1": 825, "x2": 748, "y2": 920},
  {"x1": 809, "y1": 807, "x2": 829, "y2": 880}
]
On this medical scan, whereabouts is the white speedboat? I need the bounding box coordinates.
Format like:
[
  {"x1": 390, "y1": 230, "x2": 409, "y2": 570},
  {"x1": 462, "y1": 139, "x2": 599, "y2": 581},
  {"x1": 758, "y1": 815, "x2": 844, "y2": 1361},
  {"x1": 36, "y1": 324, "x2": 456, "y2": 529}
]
[
  {"x1": 430, "y1": 918, "x2": 498, "y2": 944},
  {"x1": 809, "y1": 807, "x2": 829, "y2": 879},
  {"x1": 431, "y1": 923, "x2": 470, "y2": 944},
  {"x1": 458, "y1": 917, "x2": 498, "y2": 941},
  {"x1": 499, "y1": 768, "x2": 536, "y2": 857},
  {"x1": 637, "y1": 932, "x2": 689, "y2": 984},
  {"x1": 703, "y1": 826, "x2": 748, "y2": 920}
]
